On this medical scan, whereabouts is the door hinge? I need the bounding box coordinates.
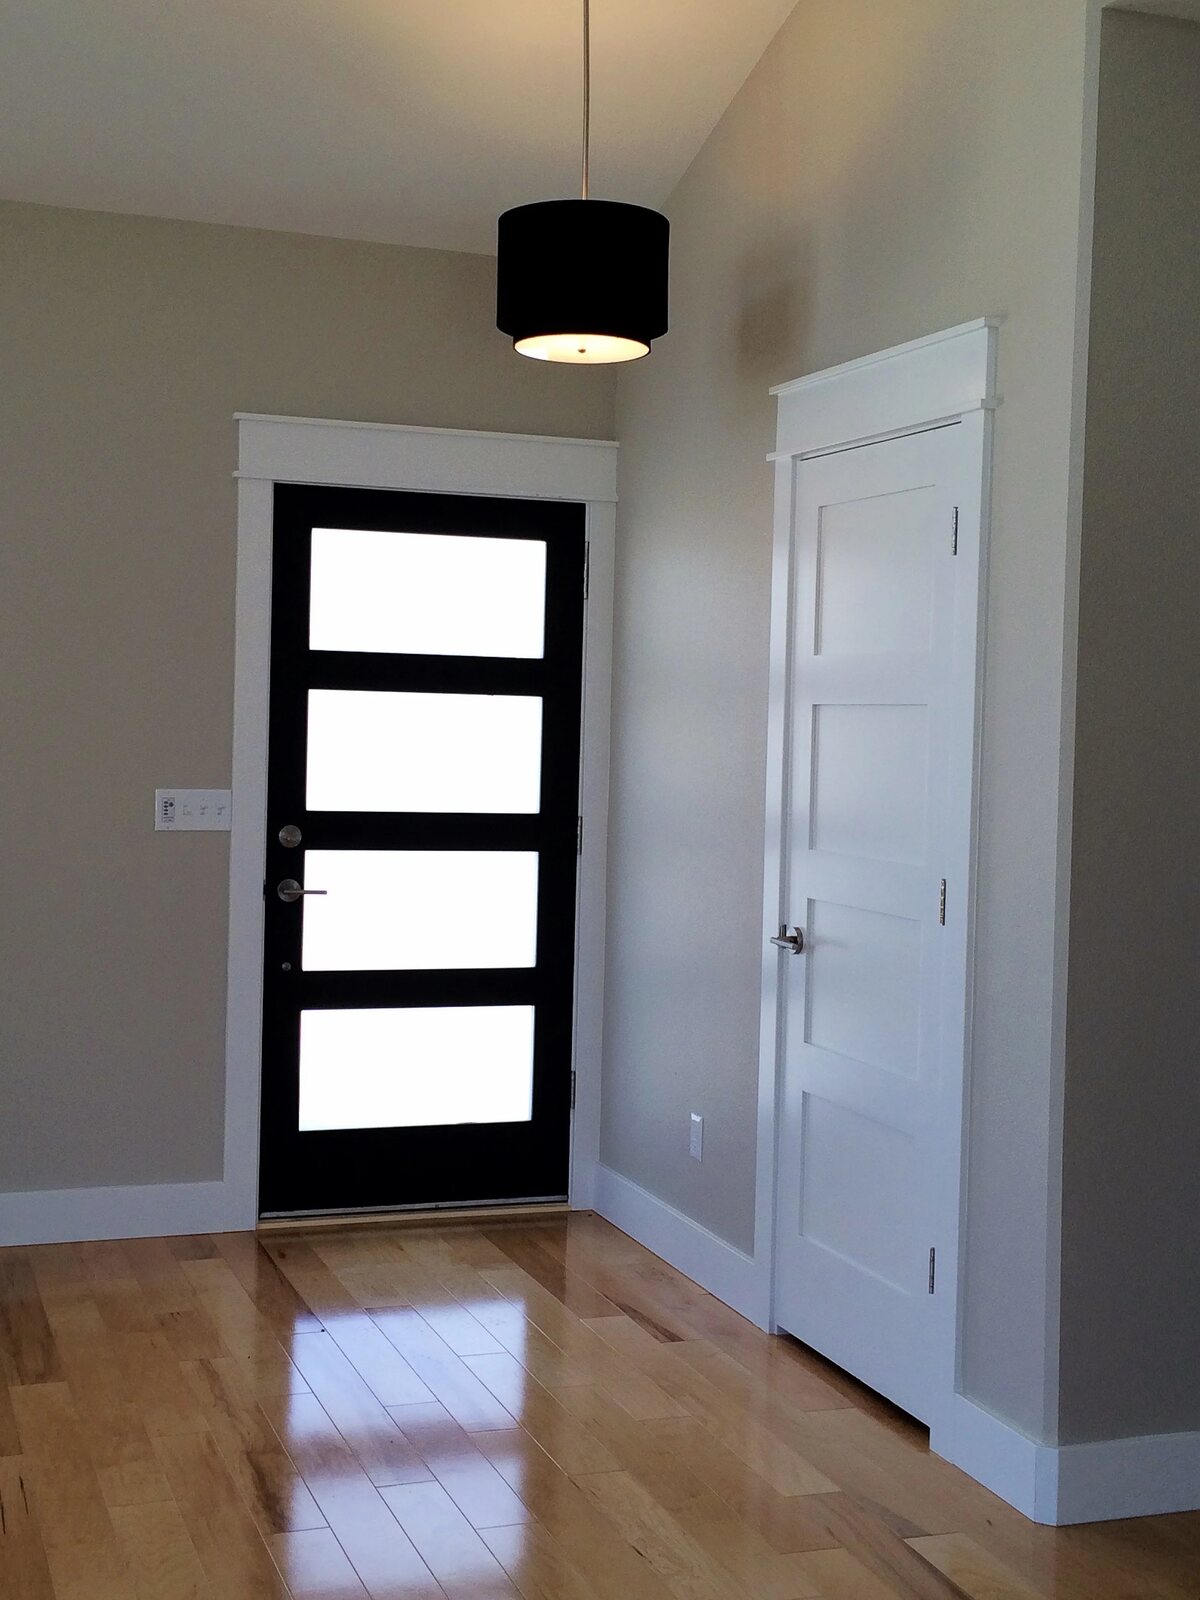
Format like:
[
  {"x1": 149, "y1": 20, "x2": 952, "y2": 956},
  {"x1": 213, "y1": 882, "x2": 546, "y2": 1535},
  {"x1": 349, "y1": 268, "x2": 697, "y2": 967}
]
[
  {"x1": 928, "y1": 1247, "x2": 937, "y2": 1294},
  {"x1": 576, "y1": 815, "x2": 584, "y2": 855},
  {"x1": 952, "y1": 507, "x2": 959, "y2": 555},
  {"x1": 570, "y1": 1071, "x2": 577, "y2": 1110},
  {"x1": 939, "y1": 879, "x2": 947, "y2": 925},
  {"x1": 583, "y1": 541, "x2": 590, "y2": 600}
]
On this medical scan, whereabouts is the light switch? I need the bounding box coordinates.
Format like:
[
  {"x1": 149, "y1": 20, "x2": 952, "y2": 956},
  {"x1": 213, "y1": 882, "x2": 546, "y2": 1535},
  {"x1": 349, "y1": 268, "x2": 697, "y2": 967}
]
[{"x1": 155, "y1": 788, "x2": 232, "y2": 831}]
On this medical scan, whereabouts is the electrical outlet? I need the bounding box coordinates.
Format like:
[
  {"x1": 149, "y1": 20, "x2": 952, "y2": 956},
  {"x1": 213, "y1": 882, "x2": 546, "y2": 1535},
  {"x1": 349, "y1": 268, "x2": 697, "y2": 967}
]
[
  {"x1": 155, "y1": 788, "x2": 232, "y2": 831},
  {"x1": 689, "y1": 1112, "x2": 704, "y2": 1161}
]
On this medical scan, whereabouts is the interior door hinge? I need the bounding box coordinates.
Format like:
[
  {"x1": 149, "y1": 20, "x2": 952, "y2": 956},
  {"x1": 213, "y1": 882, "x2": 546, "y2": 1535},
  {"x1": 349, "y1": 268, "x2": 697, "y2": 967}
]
[
  {"x1": 576, "y1": 815, "x2": 584, "y2": 855},
  {"x1": 570, "y1": 1071, "x2": 577, "y2": 1110},
  {"x1": 939, "y1": 879, "x2": 947, "y2": 925},
  {"x1": 952, "y1": 507, "x2": 959, "y2": 555},
  {"x1": 928, "y1": 1247, "x2": 937, "y2": 1294},
  {"x1": 583, "y1": 542, "x2": 590, "y2": 600}
]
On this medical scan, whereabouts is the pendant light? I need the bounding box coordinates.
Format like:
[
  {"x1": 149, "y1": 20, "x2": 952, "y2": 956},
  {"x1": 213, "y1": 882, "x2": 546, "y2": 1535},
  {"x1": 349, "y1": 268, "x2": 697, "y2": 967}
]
[{"x1": 496, "y1": 0, "x2": 669, "y2": 364}]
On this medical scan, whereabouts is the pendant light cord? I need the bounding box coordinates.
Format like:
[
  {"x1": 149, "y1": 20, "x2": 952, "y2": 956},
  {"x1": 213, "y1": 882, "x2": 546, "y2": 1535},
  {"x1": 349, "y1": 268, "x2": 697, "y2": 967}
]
[{"x1": 581, "y1": 0, "x2": 591, "y2": 199}]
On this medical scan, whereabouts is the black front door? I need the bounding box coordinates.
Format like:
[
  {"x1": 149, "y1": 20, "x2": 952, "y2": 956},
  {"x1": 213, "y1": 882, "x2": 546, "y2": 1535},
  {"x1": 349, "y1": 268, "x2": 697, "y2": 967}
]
[{"x1": 258, "y1": 483, "x2": 585, "y2": 1216}]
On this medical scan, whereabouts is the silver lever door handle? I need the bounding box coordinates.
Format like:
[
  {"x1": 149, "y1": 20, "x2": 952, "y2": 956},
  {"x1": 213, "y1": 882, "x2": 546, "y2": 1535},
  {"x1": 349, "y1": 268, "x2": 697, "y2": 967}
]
[
  {"x1": 277, "y1": 879, "x2": 328, "y2": 903},
  {"x1": 770, "y1": 925, "x2": 806, "y2": 954}
]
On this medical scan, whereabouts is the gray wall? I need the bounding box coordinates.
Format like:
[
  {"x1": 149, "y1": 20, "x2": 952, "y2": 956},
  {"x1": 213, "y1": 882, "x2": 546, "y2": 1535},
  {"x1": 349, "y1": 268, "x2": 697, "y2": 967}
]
[
  {"x1": 0, "y1": 200, "x2": 614, "y2": 1195},
  {"x1": 1060, "y1": 9, "x2": 1200, "y2": 1444},
  {"x1": 605, "y1": 0, "x2": 1093, "y2": 1439}
]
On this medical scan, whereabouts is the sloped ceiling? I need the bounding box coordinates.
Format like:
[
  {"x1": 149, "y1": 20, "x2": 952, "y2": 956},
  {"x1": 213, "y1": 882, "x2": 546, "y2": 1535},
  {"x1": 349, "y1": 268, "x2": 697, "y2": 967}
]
[{"x1": 0, "y1": 0, "x2": 798, "y2": 254}]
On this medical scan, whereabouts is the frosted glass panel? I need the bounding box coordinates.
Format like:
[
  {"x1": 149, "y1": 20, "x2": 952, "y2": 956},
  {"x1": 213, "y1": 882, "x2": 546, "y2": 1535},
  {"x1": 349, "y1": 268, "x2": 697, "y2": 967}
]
[
  {"x1": 302, "y1": 850, "x2": 538, "y2": 971},
  {"x1": 306, "y1": 690, "x2": 542, "y2": 813},
  {"x1": 310, "y1": 529, "x2": 547, "y2": 658},
  {"x1": 299, "y1": 1006, "x2": 535, "y2": 1130}
]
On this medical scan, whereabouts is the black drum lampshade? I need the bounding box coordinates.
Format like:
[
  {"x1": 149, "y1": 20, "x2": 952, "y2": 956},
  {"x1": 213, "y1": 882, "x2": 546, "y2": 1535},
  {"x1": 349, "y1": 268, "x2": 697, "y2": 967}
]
[{"x1": 496, "y1": 198, "x2": 669, "y2": 365}]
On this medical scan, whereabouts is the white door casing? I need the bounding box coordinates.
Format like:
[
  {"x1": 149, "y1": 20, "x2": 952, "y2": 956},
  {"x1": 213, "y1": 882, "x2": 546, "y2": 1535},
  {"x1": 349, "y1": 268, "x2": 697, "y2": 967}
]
[
  {"x1": 225, "y1": 417, "x2": 618, "y2": 1229},
  {"x1": 758, "y1": 321, "x2": 997, "y2": 1431}
]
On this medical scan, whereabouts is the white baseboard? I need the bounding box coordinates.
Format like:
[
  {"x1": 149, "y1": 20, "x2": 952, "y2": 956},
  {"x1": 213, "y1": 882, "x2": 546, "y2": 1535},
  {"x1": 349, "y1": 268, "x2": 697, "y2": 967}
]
[
  {"x1": 0, "y1": 1179, "x2": 251, "y2": 1246},
  {"x1": 591, "y1": 1163, "x2": 770, "y2": 1328},
  {"x1": 934, "y1": 1395, "x2": 1200, "y2": 1524},
  {"x1": 933, "y1": 1395, "x2": 1049, "y2": 1521},
  {"x1": 1053, "y1": 1429, "x2": 1200, "y2": 1524}
]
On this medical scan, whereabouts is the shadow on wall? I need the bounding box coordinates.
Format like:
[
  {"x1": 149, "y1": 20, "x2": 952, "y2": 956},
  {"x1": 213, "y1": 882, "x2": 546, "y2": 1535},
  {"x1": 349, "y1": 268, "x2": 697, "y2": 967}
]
[
  {"x1": 734, "y1": 230, "x2": 814, "y2": 381},
  {"x1": 728, "y1": 0, "x2": 982, "y2": 393}
]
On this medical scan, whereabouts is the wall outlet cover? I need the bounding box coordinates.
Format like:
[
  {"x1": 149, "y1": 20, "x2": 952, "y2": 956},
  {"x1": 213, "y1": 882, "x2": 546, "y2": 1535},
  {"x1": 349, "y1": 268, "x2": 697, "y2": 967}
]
[{"x1": 689, "y1": 1112, "x2": 704, "y2": 1161}]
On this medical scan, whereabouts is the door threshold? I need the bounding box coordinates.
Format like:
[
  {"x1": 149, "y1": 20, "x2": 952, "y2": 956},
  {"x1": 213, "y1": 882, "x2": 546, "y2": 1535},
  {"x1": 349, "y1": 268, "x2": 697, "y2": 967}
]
[{"x1": 257, "y1": 1200, "x2": 571, "y2": 1234}]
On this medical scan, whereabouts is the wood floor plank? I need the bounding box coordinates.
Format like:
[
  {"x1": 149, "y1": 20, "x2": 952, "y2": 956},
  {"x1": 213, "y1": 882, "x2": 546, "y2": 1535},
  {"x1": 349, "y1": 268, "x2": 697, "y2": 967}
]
[
  {"x1": 169, "y1": 1236, "x2": 220, "y2": 1262},
  {"x1": 481, "y1": 1231, "x2": 621, "y2": 1319},
  {"x1": 585, "y1": 1320, "x2": 836, "y2": 1497},
  {"x1": 668, "y1": 1303, "x2": 851, "y2": 1414},
  {"x1": 473, "y1": 1427, "x2": 679, "y2": 1600},
  {"x1": 261, "y1": 1242, "x2": 363, "y2": 1322},
  {"x1": 182, "y1": 1357, "x2": 327, "y2": 1536},
  {"x1": 258, "y1": 1392, "x2": 443, "y2": 1600},
  {"x1": 482, "y1": 1519, "x2": 610, "y2": 1600},
  {"x1": 370, "y1": 1308, "x2": 518, "y2": 1432},
  {"x1": 0, "y1": 1455, "x2": 57, "y2": 1600},
  {"x1": 51, "y1": 1321, "x2": 173, "y2": 1509},
  {"x1": 463, "y1": 1360, "x2": 618, "y2": 1475},
  {"x1": 112, "y1": 1329, "x2": 210, "y2": 1439},
  {"x1": 907, "y1": 1534, "x2": 1047, "y2": 1600},
  {"x1": 571, "y1": 1472, "x2": 739, "y2": 1600},
  {"x1": 109, "y1": 1498, "x2": 217, "y2": 1600},
  {"x1": 0, "y1": 1374, "x2": 20, "y2": 1457},
  {"x1": 286, "y1": 1332, "x2": 433, "y2": 1488},
  {"x1": 24, "y1": 1248, "x2": 101, "y2": 1344},
  {"x1": 381, "y1": 1479, "x2": 523, "y2": 1599},
  {"x1": 122, "y1": 1237, "x2": 204, "y2": 1316},
  {"x1": 320, "y1": 1315, "x2": 437, "y2": 1408},
  {"x1": 269, "y1": 1529, "x2": 370, "y2": 1599},
  {"x1": 0, "y1": 1257, "x2": 62, "y2": 1386},
  {"x1": 476, "y1": 1270, "x2": 685, "y2": 1420},
  {"x1": 388, "y1": 1402, "x2": 533, "y2": 1529},
  {"x1": 641, "y1": 1416, "x2": 842, "y2": 1554},
  {"x1": 10, "y1": 1382, "x2": 138, "y2": 1600},
  {"x1": 803, "y1": 1495, "x2": 975, "y2": 1599},
  {"x1": 157, "y1": 1304, "x2": 229, "y2": 1362},
  {"x1": 153, "y1": 1428, "x2": 291, "y2": 1599},
  {"x1": 216, "y1": 1235, "x2": 327, "y2": 1336},
  {"x1": 796, "y1": 1546, "x2": 928, "y2": 1600}
]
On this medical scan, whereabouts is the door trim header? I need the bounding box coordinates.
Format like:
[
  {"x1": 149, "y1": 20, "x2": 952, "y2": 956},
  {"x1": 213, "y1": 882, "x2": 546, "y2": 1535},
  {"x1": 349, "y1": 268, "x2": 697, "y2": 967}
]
[
  {"x1": 770, "y1": 319, "x2": 1002, "y2": 463},
  {"x1": 235, "y1": 413, "x2": 619, "y2": 502}
]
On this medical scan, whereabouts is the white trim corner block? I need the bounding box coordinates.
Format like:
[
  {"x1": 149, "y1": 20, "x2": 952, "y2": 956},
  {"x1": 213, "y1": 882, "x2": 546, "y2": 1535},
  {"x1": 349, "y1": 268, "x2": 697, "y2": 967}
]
[{"x1": 592, "y1": 1165, "x2": 772, "y2": 1329}]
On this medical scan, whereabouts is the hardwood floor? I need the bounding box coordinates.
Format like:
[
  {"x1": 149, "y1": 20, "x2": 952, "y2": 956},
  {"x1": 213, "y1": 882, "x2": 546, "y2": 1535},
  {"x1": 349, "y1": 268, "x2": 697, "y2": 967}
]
[{"x1": 1, "y1": 1213, "x2": 1197, "y2": 1599}]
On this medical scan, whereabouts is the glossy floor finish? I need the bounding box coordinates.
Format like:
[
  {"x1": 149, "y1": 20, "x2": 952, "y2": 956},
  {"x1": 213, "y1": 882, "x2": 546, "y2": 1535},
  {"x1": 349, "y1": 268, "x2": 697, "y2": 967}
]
[{"x1": 1, "y1": 1215, "x2": 1197, "y2": 1599}]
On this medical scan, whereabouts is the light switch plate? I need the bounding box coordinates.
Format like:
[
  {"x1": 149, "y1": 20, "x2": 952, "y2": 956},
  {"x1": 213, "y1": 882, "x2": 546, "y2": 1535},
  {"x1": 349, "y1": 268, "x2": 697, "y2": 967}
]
[{"x1": 155, "y1": 788, "x2": 232, "y2": 831}]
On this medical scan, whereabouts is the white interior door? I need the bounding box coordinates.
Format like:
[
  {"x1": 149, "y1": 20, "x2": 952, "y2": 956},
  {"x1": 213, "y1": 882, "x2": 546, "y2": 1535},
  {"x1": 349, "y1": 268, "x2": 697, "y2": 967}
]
[{"x1": 772, "y1": 418, "x2": 982, "y2": 1425}]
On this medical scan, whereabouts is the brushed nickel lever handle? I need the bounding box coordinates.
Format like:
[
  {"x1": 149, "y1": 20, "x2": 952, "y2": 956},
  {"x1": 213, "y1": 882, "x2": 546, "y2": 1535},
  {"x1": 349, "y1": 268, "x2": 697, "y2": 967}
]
[
  {"x1": 770, "y1": 925, "x2": 806, "y2": 954},
  {"x1": 277, "y1": 879, "x2": 328, "y2": 903}
]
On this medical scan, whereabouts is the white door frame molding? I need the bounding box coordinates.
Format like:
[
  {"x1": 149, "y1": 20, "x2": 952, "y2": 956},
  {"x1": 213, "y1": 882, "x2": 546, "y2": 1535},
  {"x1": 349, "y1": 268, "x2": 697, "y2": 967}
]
[
  {"x1": 755, "y1": 319, "x2": 1000, "y2": 1418},
  {"x1": 223, "y1": 415, "x2": 619, "y2": 1228}
]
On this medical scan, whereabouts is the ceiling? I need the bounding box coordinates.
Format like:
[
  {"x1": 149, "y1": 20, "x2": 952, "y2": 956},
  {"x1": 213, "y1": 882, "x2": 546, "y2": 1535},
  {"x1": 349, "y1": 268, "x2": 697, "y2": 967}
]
[{"x1": 0, "y1": 0, "x2": 798, "y2": 255}]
